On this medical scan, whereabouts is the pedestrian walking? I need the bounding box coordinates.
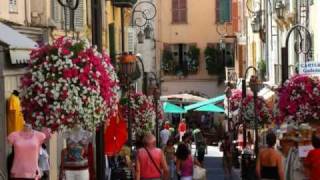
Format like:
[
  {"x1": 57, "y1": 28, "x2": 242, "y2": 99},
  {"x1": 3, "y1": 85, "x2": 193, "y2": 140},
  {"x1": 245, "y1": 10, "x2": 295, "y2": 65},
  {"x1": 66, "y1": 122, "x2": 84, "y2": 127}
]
[
  {"x1": 178, "y1": 119, "x2": 187, "y2": 142},
  {"x1": 163, "y1": 138, "x2": 176, "y2": 180},
  {"x1": 220, "y1": 133, "x2": 232, "y2": 179},
  {"x1": 176, "y1": 143, "x2": 201, "y2": 180},
  {"x1": 304, "y1": 133, "x2": 320, "y2": 180},
  {"x1": 256, "y1": 131, "x2": 284, "y2": 180},
  {"x1": 136, "y1": 133, "x2": 169, "y2": 180},
  {"x1": 193, "y1": 129, "x2": 206, "y2": 165},
  {"x1": 39, "y1": 144, "x2": 50, "y2": 180},
  {"x1": 160, "y1": 126, "x2": 171, "y2": 148}
]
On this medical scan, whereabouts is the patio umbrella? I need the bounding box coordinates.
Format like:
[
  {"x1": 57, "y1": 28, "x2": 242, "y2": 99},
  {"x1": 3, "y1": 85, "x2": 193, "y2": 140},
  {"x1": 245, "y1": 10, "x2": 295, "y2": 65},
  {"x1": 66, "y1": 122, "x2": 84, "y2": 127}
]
[
  {"x1": 194, "y1": 104, "x2": 224, "y2": 113},
  {"x1": 104, "y1": 112, "x2": 128, "y2": 156},
  {"x1": 163, "y1": 102, "x2": 186, "y2": 114}
]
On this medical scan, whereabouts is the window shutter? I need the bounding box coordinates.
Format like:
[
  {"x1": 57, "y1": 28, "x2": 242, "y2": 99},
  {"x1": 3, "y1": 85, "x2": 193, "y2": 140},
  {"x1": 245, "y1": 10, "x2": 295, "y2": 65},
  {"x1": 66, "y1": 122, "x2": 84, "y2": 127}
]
[
  {"x1": 127, "y1": 27, "x2": 135, "y2": 53},
  {"x1": 232, "y1": 1, "x2": 239, "y2": 32},
  {"x1": 74, "y1": 0, "x2": 84, "y2": 30},
  {"x1": 172, "y1": 0, "x2": 179, "y2": 23},
  {"x1": 180, "y1": 0, "x2": 187, "y2": 23},
  {"x1": 51, "y1": 0, "x2": 61, "y2": 22},
  {"x1": 220, "y1": 0, "x2": 231, "y2": 23},
  {"x1": 215, "y1": 0, "x2": 220, "y2": 23},
  {"x1": 109, "y1": 23, "x2": 116, "y2": 64}
]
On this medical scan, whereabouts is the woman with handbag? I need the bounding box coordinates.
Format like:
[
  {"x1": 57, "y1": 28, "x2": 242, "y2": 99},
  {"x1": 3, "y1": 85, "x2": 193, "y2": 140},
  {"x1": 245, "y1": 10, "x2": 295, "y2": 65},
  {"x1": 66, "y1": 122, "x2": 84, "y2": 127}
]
[
  {"x1": 136, "y1": 133, "x2": 169, "y2": 180},
  {"x1": 176, "y1": 143, "x2": 202, "y2": 180}
]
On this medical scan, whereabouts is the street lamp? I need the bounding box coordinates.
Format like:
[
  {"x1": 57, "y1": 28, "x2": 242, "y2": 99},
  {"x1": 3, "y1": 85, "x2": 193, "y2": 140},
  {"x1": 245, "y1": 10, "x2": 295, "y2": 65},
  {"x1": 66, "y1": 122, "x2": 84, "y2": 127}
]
[
  {"x1": 275, "y1": 0, "x2": 285, "y2": 19},
  {"x1": 281, "y1": 24, "x2": 312, "y2": 84},
  {"x1": 137, "y1": 30, "x2": 145, "y2": 44},
  {"x1": 251, "y1": 12, "x2": 261, "y2": 33},
  {"x1": 131, "y1": 1, "x2": 157, "y2": 43},
  {"x1": 144, "y1": 23, "x2": 153, "y2": 39}
]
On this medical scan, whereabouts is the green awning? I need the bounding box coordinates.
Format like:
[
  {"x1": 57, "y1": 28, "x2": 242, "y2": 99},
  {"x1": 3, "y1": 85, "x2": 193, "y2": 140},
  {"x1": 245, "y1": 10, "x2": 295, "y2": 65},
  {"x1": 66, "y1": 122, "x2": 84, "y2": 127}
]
[
  {"x1": 195, "y1": 104, "x2": 224, "y2": 113},
  {"x1": 184, "y1": 95, "x2": 225, "y2": 111},
  {"x1": 163, "y1": 102, "x2": 186, "y2": 114}
]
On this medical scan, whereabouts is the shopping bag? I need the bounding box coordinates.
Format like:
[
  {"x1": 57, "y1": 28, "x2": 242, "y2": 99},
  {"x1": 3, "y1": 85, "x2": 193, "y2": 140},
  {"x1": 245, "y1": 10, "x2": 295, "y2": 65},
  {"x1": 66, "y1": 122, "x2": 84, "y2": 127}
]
[{"x1": 193, "y1": 165, "x2": 206, "y2": 180}]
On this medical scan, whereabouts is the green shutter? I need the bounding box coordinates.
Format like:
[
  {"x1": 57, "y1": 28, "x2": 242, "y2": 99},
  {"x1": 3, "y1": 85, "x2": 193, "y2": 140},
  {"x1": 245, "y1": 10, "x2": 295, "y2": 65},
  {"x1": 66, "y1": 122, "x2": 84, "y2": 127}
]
[
  {"x1": 219, "y1": 0, "x2": 231, "y2": 23},
  {"x1": 109, "y1": 23, "x2": 116, "y2": 64}
]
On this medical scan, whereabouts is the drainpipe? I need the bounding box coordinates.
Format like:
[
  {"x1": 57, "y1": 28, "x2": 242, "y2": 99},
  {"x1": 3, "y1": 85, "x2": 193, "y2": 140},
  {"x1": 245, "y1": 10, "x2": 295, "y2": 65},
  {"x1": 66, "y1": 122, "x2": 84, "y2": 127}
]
[{"x1": 24, "y1": 0, "x2": 29, "y2": 26}]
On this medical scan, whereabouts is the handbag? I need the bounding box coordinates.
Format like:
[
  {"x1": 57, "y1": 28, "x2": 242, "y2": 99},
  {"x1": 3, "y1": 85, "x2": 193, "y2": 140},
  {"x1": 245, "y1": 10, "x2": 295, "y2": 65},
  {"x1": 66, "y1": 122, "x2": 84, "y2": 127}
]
[{"x1": 193, "y1": 165, "x2": 206, "y2": 180}]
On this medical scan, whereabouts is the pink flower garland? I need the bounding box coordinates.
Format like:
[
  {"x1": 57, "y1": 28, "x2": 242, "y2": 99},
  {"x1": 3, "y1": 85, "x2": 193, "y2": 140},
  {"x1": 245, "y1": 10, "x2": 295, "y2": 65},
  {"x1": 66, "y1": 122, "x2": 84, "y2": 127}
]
[
  {"x1": 276, "y1": 75, "x2": 320, "y2": 124},
  {"x1": 20, "y1": 37, "x2": 119, "y2": 131},
  {"x1": 228, "y1": 89, "x2": 272, "y2": 128}
]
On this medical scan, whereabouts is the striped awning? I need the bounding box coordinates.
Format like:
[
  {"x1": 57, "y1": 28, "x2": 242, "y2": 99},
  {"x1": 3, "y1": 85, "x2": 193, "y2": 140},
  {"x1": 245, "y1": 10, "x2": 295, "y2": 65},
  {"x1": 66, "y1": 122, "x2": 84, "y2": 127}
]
[{"x1": 0, "y1": 22, "x2": 37, "y2": 64}]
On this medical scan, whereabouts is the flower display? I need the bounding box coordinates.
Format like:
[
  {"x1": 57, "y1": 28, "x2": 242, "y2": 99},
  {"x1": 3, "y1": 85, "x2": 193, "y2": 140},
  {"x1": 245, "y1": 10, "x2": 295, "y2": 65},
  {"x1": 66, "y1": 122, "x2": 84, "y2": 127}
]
[
  {"x1": 277, "y1": 75, "x2": 320, "y2": 124},
  {"x1": 226, "y1": 89, "x2": 272, "y2": 128},
  {"x1": 121, "y1": 92, "x2": 156, "y2": 136},
  {"x1": 20, "y1": 37, "x2": 120, "y2": 131}
]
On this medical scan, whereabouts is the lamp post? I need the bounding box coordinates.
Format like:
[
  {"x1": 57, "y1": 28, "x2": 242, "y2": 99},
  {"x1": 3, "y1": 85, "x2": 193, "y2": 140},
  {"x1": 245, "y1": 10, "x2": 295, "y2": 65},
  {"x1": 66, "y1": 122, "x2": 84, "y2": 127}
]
[
  {"x1": 242, "y1": 66, "x2": 257, "y2": 149},
  {"x1": 281, "y1": 24, "x2": 312, "y2": 84},
  {"x1": 249, "y1": 75, "x2": 259, "y2": 157},
  {"x1": 241, "y1": 66, "x2": 258, "y2": 179},
  {"x1": 225, "y1": 83, "x2": 232, "y2": 132},
  {"x1": 131, "y1": 1, "x2": 157, "y2": 44},
  {"x1": 275, "y1": 0, "x2": 285, "y2": 19},
  {"x1": 147, "y1": 72, "x2": 161, "y2": 147}
]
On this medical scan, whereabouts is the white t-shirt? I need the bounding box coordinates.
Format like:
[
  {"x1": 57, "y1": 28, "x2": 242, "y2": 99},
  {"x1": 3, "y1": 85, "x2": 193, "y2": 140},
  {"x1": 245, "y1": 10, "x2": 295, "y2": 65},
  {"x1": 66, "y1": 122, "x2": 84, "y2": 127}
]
[{"x1": 160, "y1": 129, "x2": 170, "y2": 145}]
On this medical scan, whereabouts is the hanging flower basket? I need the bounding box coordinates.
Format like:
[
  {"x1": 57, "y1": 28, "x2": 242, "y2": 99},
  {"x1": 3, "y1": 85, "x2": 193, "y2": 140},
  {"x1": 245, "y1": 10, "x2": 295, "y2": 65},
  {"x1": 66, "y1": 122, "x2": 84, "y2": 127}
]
[
  {"x1": 120, "y1": 92, "x2": 156, "y2": 136},
  {"x1": 276, "y1": 75, "x2": 320, "y2": 124},
  {"x1": 226, "y1": 89, "x2": 272, "y2": 128},
  {"x1": 20, "y1": 37, "x2": 120, "y2": 131}
]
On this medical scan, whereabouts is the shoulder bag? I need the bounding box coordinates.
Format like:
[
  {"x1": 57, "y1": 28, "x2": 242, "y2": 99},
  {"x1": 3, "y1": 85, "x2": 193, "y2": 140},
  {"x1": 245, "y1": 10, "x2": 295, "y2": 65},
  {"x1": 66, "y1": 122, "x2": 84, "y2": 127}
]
[{"x1": 144, "y1": 148, "x2": 162, "y2": 177}]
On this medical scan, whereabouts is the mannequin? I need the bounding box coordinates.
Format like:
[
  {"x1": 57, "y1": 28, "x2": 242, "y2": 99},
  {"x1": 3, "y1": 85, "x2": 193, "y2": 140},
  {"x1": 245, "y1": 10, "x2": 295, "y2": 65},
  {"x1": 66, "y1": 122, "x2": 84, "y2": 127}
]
[
  {"x1": 60, "y1": 125, "x2": 92, "y2": 180},
  {"x1": 7, "y1": 90, "x2": 25, "y2": 135},
  {"x1": 8, "y1": 123, "x2": 46, "y2": 179}
]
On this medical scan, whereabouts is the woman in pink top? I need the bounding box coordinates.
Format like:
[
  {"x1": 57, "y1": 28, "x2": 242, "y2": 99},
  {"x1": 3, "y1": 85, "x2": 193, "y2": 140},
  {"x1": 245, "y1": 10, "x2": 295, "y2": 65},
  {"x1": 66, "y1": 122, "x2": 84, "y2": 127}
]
[
  {"x1": 176, "y1": 143, "x2": 201, "y2": 180},
  {"x1": 136, "y1": 133, "x2": 169, "y2": 180},
  {"x1": 7, "y1": 123, "x2": 46, "y2": 179}
]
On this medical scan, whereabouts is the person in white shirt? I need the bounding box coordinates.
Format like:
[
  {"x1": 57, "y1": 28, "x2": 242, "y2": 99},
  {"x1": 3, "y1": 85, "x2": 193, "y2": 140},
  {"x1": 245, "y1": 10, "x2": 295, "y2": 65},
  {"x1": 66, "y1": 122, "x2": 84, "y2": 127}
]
[{"x1": 160, "y1": 128, "x2": 170, "y2": 148}]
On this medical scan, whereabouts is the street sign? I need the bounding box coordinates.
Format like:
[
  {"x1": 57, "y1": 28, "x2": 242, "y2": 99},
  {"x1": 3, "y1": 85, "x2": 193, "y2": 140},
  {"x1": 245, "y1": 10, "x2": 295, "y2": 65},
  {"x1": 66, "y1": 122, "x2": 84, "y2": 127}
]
[{"x1": 299, "y1": 61, "x2": 320, "y2": 75}]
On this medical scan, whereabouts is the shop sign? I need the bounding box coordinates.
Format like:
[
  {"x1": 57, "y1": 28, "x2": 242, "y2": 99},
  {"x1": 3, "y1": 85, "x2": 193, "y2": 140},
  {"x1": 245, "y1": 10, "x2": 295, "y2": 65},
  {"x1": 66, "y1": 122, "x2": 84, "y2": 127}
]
[
  {"x1": 225, "y1": 67, "x2": 238, "y2": 83},
  {"x1": 299, "y1": 61, "x2": 320, "y2": 75}
]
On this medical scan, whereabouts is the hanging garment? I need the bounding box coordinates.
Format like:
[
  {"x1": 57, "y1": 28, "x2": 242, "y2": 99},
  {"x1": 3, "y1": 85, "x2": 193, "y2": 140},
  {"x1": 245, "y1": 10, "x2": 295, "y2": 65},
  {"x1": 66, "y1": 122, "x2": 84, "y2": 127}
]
[
  {"x1": 8, "y1": 130, "x2": 46, "y2": 178},
  {"x1": 104, "y1": 112, "x2": 128, "y2": 156},
  {"x1": 7, "y1": 94, "x2": 24, "y2": 135}
]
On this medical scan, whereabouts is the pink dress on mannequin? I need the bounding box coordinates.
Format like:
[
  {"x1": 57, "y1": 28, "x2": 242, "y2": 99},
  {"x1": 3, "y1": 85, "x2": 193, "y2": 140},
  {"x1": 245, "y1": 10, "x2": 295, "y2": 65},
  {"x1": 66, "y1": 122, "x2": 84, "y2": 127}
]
[{"x1": 8, "y1": 130, "x2": 46, "y2": 178}]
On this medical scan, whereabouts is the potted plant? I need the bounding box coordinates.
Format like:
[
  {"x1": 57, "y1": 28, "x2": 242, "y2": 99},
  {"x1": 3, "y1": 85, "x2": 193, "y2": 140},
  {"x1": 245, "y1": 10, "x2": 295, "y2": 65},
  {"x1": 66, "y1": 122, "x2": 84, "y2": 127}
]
[
  {"x1": 186, "y1": 45, "x2": 200, "y2": 74},
  {"x1": 258, "y1": 60, "x2": 266, "y2": 81},
  {"x1": 162, "y1": 49, "x2": 177, "y2": 75}
]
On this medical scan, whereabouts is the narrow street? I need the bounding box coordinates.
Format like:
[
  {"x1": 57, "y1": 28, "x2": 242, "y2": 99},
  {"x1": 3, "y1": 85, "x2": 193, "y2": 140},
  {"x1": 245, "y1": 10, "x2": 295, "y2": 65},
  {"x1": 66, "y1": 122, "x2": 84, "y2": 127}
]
[{"x1": 200, "y1": 146, "x2": 241, "y2": 180}]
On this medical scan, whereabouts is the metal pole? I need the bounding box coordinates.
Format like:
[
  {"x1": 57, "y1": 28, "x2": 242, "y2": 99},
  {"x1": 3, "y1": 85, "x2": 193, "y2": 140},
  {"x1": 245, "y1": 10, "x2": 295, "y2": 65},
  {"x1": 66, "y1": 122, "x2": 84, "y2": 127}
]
[
  {"x1": 91, "y1": 0, "x2": 105, "y2": 179},
  {"x1": 281, "y1": 24, "x2": 312, "y2": 84},
  {"x1": 155, "y1": 94, "x2": 159, "y2": 147},
  {"x1": 241, "y1": 79, "x2": 247, "y2": 148},
  {"x1": 121, "y1": 7, "x2": 125, "y2": 52},
  {"x1": 253, "y1": 90, "x2": 258, "y2": 157}
]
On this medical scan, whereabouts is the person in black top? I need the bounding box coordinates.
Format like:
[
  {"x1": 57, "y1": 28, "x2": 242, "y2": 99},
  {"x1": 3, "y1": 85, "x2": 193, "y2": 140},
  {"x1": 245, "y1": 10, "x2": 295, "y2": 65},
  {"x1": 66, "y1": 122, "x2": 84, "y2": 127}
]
[{"x1": 256, "y1": 131, "x2": 284, "y2": 180}]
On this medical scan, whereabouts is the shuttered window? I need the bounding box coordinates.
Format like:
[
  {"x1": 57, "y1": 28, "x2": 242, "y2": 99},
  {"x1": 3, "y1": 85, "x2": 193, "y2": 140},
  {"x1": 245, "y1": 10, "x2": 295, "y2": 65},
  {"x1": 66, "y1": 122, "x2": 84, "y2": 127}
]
[
  {"x1": 216, "y1": 0, "x2": 231, "y2": 24},
  {"x1": 232, "y1": 0, "x2": 239, "y2": 32},
  {"x1": 9, "y1": 0, "x2": 17, "y2": 13},
  {"x1": 51, "y1": 0, "x2": 84, "y2": 30},
  {"x1": 172, "y1": 0, "x2": 187, "y2": 24}
]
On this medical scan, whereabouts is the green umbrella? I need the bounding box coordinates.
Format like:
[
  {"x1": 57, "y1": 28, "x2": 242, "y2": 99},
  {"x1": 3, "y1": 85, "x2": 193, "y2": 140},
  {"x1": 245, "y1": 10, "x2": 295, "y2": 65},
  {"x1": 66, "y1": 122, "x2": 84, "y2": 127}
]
[
  {"x1": 184, "y1": 95, "x2": 225, "y2": 111},
  {"x1": 163, "y1": 102, "x2": 186, "y2": 114},
  {"x1": 194, "y1": 104, "x2": 224, "y2": 113}
]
